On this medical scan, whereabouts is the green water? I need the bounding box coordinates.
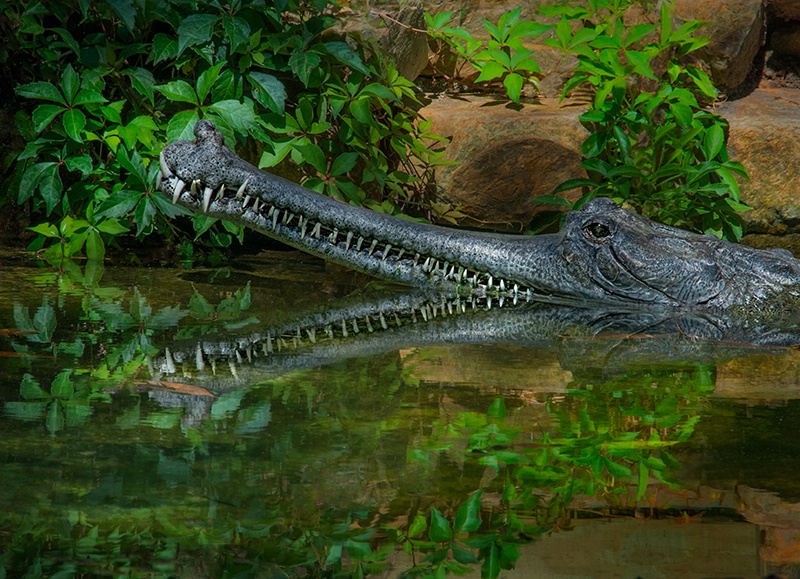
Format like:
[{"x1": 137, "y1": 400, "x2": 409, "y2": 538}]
[{"x1": 2, "y1": 253, "x2": 800, "y2": 578}]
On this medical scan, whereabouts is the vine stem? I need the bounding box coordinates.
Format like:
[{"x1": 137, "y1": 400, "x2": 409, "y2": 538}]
[{"x1": 369, "y1": 9, "x2": 428, "y2": 34}]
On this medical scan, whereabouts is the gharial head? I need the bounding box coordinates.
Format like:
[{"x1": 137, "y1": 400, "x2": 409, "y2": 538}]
[{"x1": 554, "y1": 197, "x2": 800, "y2": 308}]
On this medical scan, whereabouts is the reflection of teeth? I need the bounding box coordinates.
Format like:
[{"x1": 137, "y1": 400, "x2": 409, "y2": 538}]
[
  {"x1": 172, "y1": 179, "x2": 186, "y2": 204},
  {"x1": 202, "y1": 186, "x2": 213, "y2": 212},
  {"x1": 159, "y1": 151, "x2": 173, "y2": 178},
  {"x1": 164, "y1": 348, "x2": 176, "y2": 374}
]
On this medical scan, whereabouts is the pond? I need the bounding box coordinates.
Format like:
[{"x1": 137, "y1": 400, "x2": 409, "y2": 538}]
[{"x1": 2, "y1": 249, "x2": 800, "y2": 578}]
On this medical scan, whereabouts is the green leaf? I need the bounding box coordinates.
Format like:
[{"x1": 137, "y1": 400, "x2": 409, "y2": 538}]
[
  {"x1": 19, "y1": 162, "x2": 56, "y2": 204},
  {"x1": 126, "y1": 68, "x2": 155, "y2": 104},
  {"x1": 167, "y1": 110, "x2": 200, "y2": 142},
  {"x1": 29, "y1": 222, "x2": 59, "y2": 237},
  {"x1": 222, "y1": 15, "x2": 251, "y2": 53},
  {"x1": 177, "y1": 14, "x2": 218, "y2": 56},
  {"x1": 109, "y1": 0, "x2": 136, "y2": 31},
  {"x1": 474, "y1": 61, "x2": 506, "y2": 83},
  {"x1": 482, "y1": 544, "x2": 500, "y2": 579},
  {"x1": 207, "y1": 100, "x2": 257, "y2": 134},
  {"x1": 196, "y1": 63, "x2": 225, "y2": 104},
  {"x1": 152, "y1": 33, "x2": 178, "y2": 64},
  {"x1": 348, "y1": 98, "x2": 372, "y2": 124},
  {"x1": 503, "y1": 72, "x2": 524, "y2": 103},
  {"x1": 16, "y1": 81, "x2": 66, "y2": 105},
  {"x1": 409, "y1": 512, "x2": 427, "y2": 538},
  {"x1": 85, "y1": 229, "x2": 105, "y2": 261},
  {"x1": 156, "y1": 80, "x2": 198, "y2": 105},
  {"x1": 248, "y1": 72, "x2": 287, "y2": 114},
  {"x1": 703, "y1": 124, "x2": 725, "y2": 161},
  {"x1": 62, "y1": 109, "x2": 86, "y2": 142},
  {"x1": 96, "y1": 218, "x2": 129, "y2": 235},
  {"x1": 625, "y1": 50, "x2": 656, "y2": 80},
  {"x1": 324, "y1": 41, "x2": 370, "y2": 75},
  {"x1": 134, "y1": 196, "x2": 157, "y2": 235},
  {"x1": 289, "y1": 50, "x2": 322, "y2": 86},
  {"x1": 330, "y1": 152, "x2": 358, "y2": 176},
  {"x1": 64, "y1": 154, "x2": 93, "y2": 177},
  {"x1": 429, "y1": 507, "x2": 452, "y2": 542},
  {"x1": 39, "y1": 164, "x2": 63, "y2": 215},
  {"x1": 61, "y1": 65, "x2": 80, "y2": 106},
  {"x1": 94, "y1": 189, "x2": 141, "y2": 219},
  {"x1": 454, "y1": 491, "x2": 482, "y2": 533},
  {"x1": 293, "y1": 142, "x2": 327, "y2": 174},
  {"x1": 669, "y1": 102, "x2": 693, "y2": 128},
  {"x1": 32, "y1": 104, "x2": 66, "y2": 132},
  {"x1": 637, "y1": 462, "x2": 649, "y2": 501},
  {"x1": 359, "y1": 82, "x2": 398, "y2": 101}
]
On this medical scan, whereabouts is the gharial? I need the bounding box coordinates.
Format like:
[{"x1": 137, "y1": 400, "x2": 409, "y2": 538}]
[{"x1": 157, "y1": 120, "x2": 800, "y2": 313}]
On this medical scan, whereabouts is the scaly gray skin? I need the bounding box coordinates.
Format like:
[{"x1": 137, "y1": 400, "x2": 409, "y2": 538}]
[{"x1": 158, "y1": 120, "x2": 800, "y2": 311}]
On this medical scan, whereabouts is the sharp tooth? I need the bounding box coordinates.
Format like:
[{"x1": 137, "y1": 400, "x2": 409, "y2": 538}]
[
  {"x1": 202, "y1": 186, "x2": 214, "y2": 212},
  {"x1": 526, "y1": 289, "x2": 532, "y2": 302},
  {"x1": 356, "y1": 237, "x2": 364, "y2": 251},
  {"x1": 459, "y1": 267, "x2": 466, "y2": 281},
  {"x1": 500, "y1": 279, "x2": 506, "y2": 291},
  {"x1": 423, "y1": 257, "x2": 431, "y2": 272},
  {"x1": 352, "y1": 319, "x2": 359, "y2": 334},
  {"x1": 195, "y1": 344, "x2": 205, "y2": 371},
  {"x1": 191, "y1": 179, "x2": 200, "y2": 195},
  {"x1": 311, "y1": 222, "x2": 321, "y2": 239},
  {"x1": 242, "y1": 194, "x2": 251, "y2": 208},
  {"x1": 216, "y1": 184, "x2": 225, "y2": 200},
  {"x1": 488, "y1": 275, "x2": 493, "y2": 289},
  {"x1": 283, "y1": 212, "x2": 291, "y2": 225},
  {"x1": 329, "y1": 228, "x2": 338, "y2": 244},
  {"x1": 345, "y1": 231, "x2": 353, "y2": 250},
  {"x1": 229, "y1": 359, "x2": 239, "y2": 379},
  {"x1": 235, "y1": 349, "x2": 244, "y2": 364},
  {"x1": 268, "y1": 206, "x2": 275, "y2": 217},
  {"x1": 383, "y1": 244, "x2": 392, "y2": 260},
  {"x1": 513, "y1": 284, "x2": 519, "y2": 295},
  {"x1": 394, "y1": 314, "x2": 402, "y2": 326},
  {"x1": 487, "y1": 297, "x2": 493, "y2": 310},
  {"x1": 365, "y1": 316, "x2": 373, "y2": 332},
  {"x1": 379, "y1": 312, "x2": 387, "y2": 329},
  {"x1": 236, "y1": 179, "x2": 249, "y2": 199},
  {"x1": 159, "y1": 151, "x2": 173, "y2": 177},
  {"x1": 499, "y1": 296, "x2": 505, "y2": 307},
  {"x1": 420, "y1": 306, "x2": 428, "y2": 322},
  {"x1": 306, "y1": 328, "x2": 316, "y2": 343},
  {"x1": 325, "y1": 325, "x2": 333, "y2": 338},
  {"x1": 397, "y1": 248, "x2": 405, "y2": 260},
  {"x1": 413, "y1": 253, "x2": 421, "y2": 265},
  {"x1": 172, "y1": 179, "x2": 186, "y2": 204},
  {"x1": 253, "y1": 198, "x2": 261, "y2": 212},
  {"x1": 341, "y1": 320, "x2": 348, "y2": 337},
  {"x1": 300, "y1": 218, "x2": 308, "y2": 238},
  {"x1": 272, "y1": 209, "x2": 280, "y2": 229},
  {"x1": 369, "y1": 239, "x2": 378, "y2": 255},
  {"x1": 447, "y1": 266, "x2": 455, "y2": 279}
]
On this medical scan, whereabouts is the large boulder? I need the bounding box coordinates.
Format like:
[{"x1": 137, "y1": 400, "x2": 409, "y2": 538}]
[
  {"x1": 673, "y1": 0, "x2": 765, "y2": 92},
  {"x1": 718, "y1": 88, "x2": 800, "y2": 235},
  {"x1": 421, "y1": 96, "x2": 587, "y2": 230}
]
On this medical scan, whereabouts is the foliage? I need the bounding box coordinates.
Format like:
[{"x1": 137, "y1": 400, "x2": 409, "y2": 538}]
[
  {"x1": 426, "y1": 7, "x2": 550, "y2": 104},
  {"x1": 5, "y1": 0, "x2": 453, "y2": 260},
  {"x1": 539, "y1": 0, "x2": 749, "y2": 240}
]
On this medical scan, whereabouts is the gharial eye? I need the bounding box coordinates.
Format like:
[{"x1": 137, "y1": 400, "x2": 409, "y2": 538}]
[{"x1": 583, "y1": 222, "x2": 612, "y2": 240}]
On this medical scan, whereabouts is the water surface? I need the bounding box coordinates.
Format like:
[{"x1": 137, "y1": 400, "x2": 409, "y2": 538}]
[{"x1": 1, "y1": 252, "x2": 800, "y2": 578}]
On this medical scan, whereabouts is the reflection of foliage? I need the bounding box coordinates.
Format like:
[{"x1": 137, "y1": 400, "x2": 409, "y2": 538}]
[{"x1": 1, "y1": 268, "x2": 717, "y2": 577}]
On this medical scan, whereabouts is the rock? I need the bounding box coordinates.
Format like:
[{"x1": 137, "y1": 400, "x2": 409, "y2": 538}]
[
  {"x1": 718, "y1": 88, "x2": 800, "y2": 235},
  {"x1": 674, "y1": 0, "x2": 765, "y2": 92},
  {"x1": 378, "y1": 1, "x2": 429, "y2": 81},
  {"x1": 769, "y1": 0, "x2": 800, "y2": 21},
  {"x1": 770, "y1": 26, "x2": 800, "y2": 59},
  {"x1": 420, "y1": 96, "x2": 587, "y2": 230}
]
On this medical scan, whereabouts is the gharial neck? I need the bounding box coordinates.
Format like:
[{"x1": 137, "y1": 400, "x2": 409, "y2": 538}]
[{"x1": 158, "y1": 122, "x2": 574, "y2": 305}]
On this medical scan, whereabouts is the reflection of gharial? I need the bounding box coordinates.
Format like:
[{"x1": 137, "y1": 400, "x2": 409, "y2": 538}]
[
  {"x1": 152, "y1": 285, "x2": 798, "y2": 398},
  {"x1": 158, "y1": 120, "x2": 800, "y2": 312}
]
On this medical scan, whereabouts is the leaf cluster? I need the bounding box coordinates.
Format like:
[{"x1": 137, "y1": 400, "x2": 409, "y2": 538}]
[
  {"x1": 540, "y1": 0, "x2": 750, "y2": 240},
  {"x1": 5, "y1": 0, "x2": 453, "y2": 260},
  {"x1": 426, "y1": 7, "x2": 550, "y2": 103}
]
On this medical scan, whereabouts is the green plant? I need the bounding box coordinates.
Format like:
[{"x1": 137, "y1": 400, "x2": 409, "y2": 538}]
[
  {"x1": 540, "y1": 0, "x2": 749, "y2": 240},
  {"x1": 426, "y1": 7, "x2": 550, "y2": 103},
  {"x1": 5, "y1": 0, "x2": 453, "y2": 261}
]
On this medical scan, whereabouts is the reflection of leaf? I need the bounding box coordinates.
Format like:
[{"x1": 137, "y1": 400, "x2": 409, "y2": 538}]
[
  {"x1": 455, "y1": 491, "x2": 483, "y2": 533},
  {"x1": 211, "y1": 390, "x2": 247, "y2": 420},
  {"x1": 235, "y1": 401, "x2": 272, "y2": 435},
  {"x1": 20, "y1": 373, "x2": 50, "y2": 400},
  {"x1": 429, "y1": 507, "x2": 452, "y2": 542},
  {"x1": 4, "y1": 401, "x2": 48, "y2": 421}
]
